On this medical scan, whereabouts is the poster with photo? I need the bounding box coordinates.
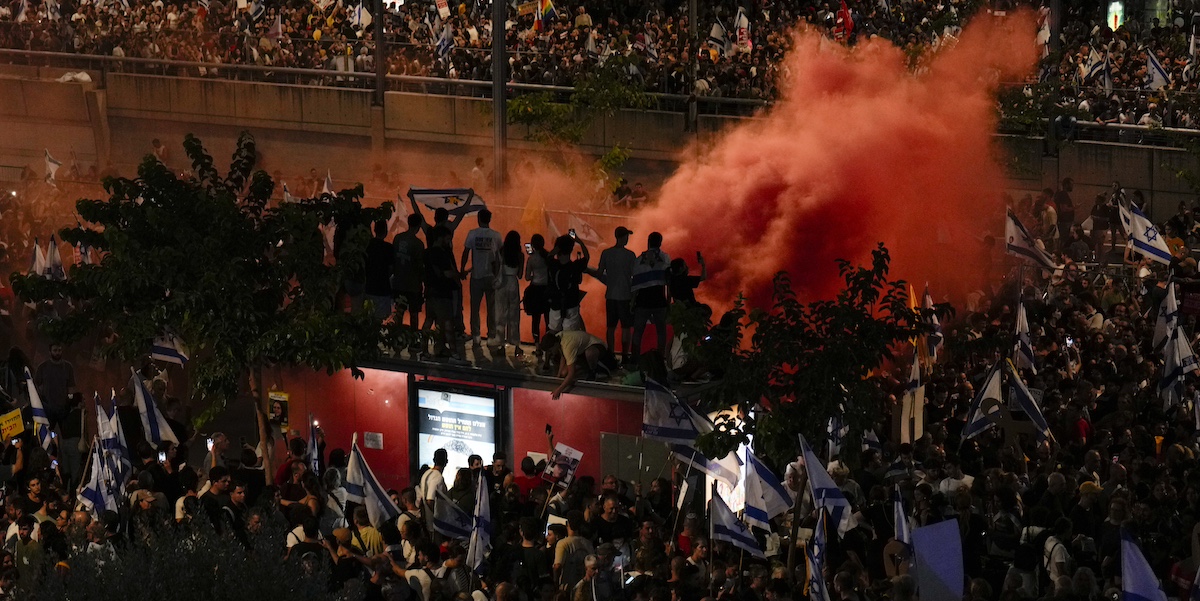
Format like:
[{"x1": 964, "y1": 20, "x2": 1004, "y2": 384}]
[
  {"x1": 268, "y1": 391, "x2": 289, "y2": 429},
  {"x1": 542, "y1": 443, "x2": 583, "y2": 488}
]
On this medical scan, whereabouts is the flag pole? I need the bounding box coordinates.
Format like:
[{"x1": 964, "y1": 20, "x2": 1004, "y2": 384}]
[
  {"x1": 708, "y1": 481, "x2": 716, "y2": 600},
  {"x1": 668, "y1": 457, "x2": 694, "y2": 554}
]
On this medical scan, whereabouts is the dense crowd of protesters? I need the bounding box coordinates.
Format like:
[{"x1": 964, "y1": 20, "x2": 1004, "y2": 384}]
[
  {"x1": 0, "y1": 0, "x2": 994, "y2": 101},
  {"x1": 0, "y1": 155, "x2": 1199, "y2": 601}
]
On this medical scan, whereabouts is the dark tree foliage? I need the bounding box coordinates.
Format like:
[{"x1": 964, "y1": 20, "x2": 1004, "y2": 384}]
[
  {"x1": 12, "y1": 133, "x2": 411, "y2": 423},
  {"x1": 691, "y1": 244, "x2": 934, "y2": 470},
  {"x1": 24, "y1": 520, "x2": 350, "y2": 601}
]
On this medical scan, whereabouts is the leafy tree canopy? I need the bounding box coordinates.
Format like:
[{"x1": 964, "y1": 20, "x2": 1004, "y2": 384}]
[
  {"x1": 687, "y1": 244, "x2": 940, "y2": 470},
  {"x1": 12, "y1": 132, "x2": 409, "y2": 423}
]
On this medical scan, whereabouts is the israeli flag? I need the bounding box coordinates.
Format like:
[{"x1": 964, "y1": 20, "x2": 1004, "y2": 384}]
[
  {"x1": 79, "y1": 437, "x2": 117, "y2": 516},
  {"x1": 1146, "y1": 52, "x2": 1169, "y2": 90},
  {"x1": 707, "y1": 21, "x2": 729, "y2": 56},
  {"x1": 436, "y1": 23, "x2": 454, "y2": 61},
  {"x1": 827, "y1": 412, "x2": 848, "y2": 459},
  {"x1": 1159, "y1": 326, "x2": 1199, "y2": 410},
  {"x1": 1120, "y1": 203, "x2": 1172, "y2": 265},
  {"x1": 671, "y1": 443, "x2": 741, "y2": 488},
  {"x1": 806, "y1": 509, "x2": 832, "y2": 601},
  {"x1": 1005, "y1": 360, "x2": 1054, "y2": 444},
  {"x1": 899, "y1": 351, "x2": 924, "y2": 444},
  {"x1": 710, "y1": 483, "x2": 764, "y2": 558},
  {"x1": 1122, "y1": 530, "x2": 1168, "y2": 601},
  {"x1": 922, "y1": 285, "x2": 943, "y2": 362},
  {"x1": 407, "y1": 187, "x2": 485, "y2": 217},
  {"x1": 642, "y1": 379, "x2": 702, "y2": 444},
  {"x1": 97, "y1": 391, "x2": 132, "y2": 483},
  {"x1": 15, "y1": 0, "x2": 27, "y2": 22},
  {"x1": 960, "y1": 363, "x2": 1002, "y2": 441},
  {"x1": 45, "y1": 149, "x2": 62, "y2": 184},
  {"x1": 345, "y1": 434, "x2": 402, "y2": 527},
  {"x1": 741, "y1": 447, "x2": 793, "y2": 530},
  {"x1": 322, "y1": 171, "x2": 335, "y2": 196},
  {"x1": 350, "y1": 2, "x2": 372, "y2": 29},
  {"x1": 1082, "y1": 48, "x2": 1104, "y2": 81},
  {"x1": 248, "y1": 0, "x2": 265, "y2": 21},
  {"x1": 432, "y1": 488, "x2": 473, "y2": 540},
  {"x1": 800, "y1": 435, "x2": 858, "y2": 537},
  {"x1": 893, "y1": 485, "x2": 911, "y2": 546},
  {"x1": 1005, "y1": 210, "x2": 1059, "y2": 271},
  {"x1": 150, "y1": 335, "x2": 189, "y2": 366},
  {"x1": 130, "y1": 368, "x2": 179, "y2": 448},
  {"x1": 46, "y1": 235, "x2": 65, "y2": 281},
  {"x1": 862, "y1": 429, "x2": 882, "y2": 453},
  {"x1": 282, "y1": 182, "x2": 295, "y2": 203},
  {"x1": 29, "y1": 237, "x2": 47, "y2": 278},
  {"x1": 24, "y1": 367, "x2": 53, "y2": 452},
  {"x1": 1014, "y1": 302, "x2": 1037, "y2": 374},
  {"x1": 1154, "y1": 282, "x2": 1179, "y2": 350},
  {"x1": 466, "y1": 467, "x2": 491, "y2": 573}
]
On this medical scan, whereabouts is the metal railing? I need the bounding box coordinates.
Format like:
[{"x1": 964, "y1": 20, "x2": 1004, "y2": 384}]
[{"x1": 0, "y1": 48, "x2": 769, "y2": 117}]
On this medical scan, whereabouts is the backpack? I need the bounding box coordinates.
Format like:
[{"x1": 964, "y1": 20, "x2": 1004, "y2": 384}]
[{"x1": 1038, "y1": 534, "x2": 1069, "y2": 594}]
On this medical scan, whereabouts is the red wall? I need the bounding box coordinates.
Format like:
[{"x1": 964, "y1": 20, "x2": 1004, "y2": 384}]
[
  {"x1": 509, "y1": 388, "x2": 644, "y2": 483},
  {"x1": 274, "y1": 367, "x2": 412, "y2": 492},
  {"x1": 273, "y1": 368, "x2": 644, "y2": 491}
]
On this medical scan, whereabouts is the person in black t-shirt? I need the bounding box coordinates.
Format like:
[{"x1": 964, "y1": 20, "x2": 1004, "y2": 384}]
[
  {"x1": 364, "y1": 220, "x2": 395, "y2": 323},
  {"x1": 424, "y1": 226, "x2": 463, "y2": 359},
  {"x1": 668, "y1": 252, "x2": 707, "y2": 309},
  {"x1": 547, "y1": 234, "x2": 590, "y2": 332}
]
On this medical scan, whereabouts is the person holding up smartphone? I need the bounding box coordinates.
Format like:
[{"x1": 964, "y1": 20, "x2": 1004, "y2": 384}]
[{"x1": 0, "y1": 436, "x2": 24, "y2": 484}]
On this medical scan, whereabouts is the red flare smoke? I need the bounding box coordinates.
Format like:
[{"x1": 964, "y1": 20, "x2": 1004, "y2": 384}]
[{"x1": 633, "y1": 13, "x2": 1039, "y2": 310}]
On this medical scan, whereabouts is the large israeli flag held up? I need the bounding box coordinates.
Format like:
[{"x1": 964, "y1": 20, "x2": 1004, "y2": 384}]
[
  {"x1": 1014, "y1": 302, "x2": 1037, "y2": 374},
  {"x1": 432, "y1": 488, "x2": 473, "y2": 540},
  {"x1": 408, "y1": 187, "x2": 484, "y2": 217},
  {"x1": 150, "y1": 335, "x2": 189, "y2": 366},
  {"x1": 130, "y1": 368, "x2": 179, "y2": 448},
  {"x1": 961, "y1": 363, "x2": 1003, "y2": 441},
  {"x1": 893, "y1": 484, "x2": 912, "y2": 546},
  {"x1": 79, "y1": 437, "x2": 116, "y2": 516},
  {"x1": 1153, "y1": 282, "x2": 1179, "y2": 350},
  {"x1": 1159, "y1": 326, "x2": 1199, "y2": 410},
  {"x1": 345, "y1": 434, "x2": 402, "y2": 527},
  {"x1": 1122, "y1": 529, "x2": 1168, "y2": 601},
  {"x1": 741, "y1": 447, "x2": 793, "y2": 531},
  {"x1": 1146, "y1": 52, "x2": 1170, "y2": 90},
  {"x1": 46, "y1": 236, "x2": 66, "y2": 281},
  {"x1": 466, "y1": 467, "x2": 491, "y2": 573},
  {"x1": 1005, "y1": 360, "x2": 1055, "y2": 444},
  {"x1": 97, "y1": 391, "x2": 132, "y2": 483},
  {"x1": 24, "y1": 367, "x2": 53, "y2": 452},
  {"x1": 642, "y1": 379, "x2": 702, "y2": 444},
  {"x1": 800, "y1": 435, "x2": 858, "y2": 537},
  {"x1": 806, "y1": 509, "x2": 832, "y2": 601},
  {"x1": 710, "y1": 483, "x2": 764, "y2": 558},
  {"x1": 1005, "y1": 210, "x2": 1059, "y2": 271},
  {"x1": 1120, "y1": 203, "x2": 1172, "y2": 265}
]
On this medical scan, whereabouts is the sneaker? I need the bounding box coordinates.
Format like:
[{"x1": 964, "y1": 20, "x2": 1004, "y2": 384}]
[{"x1": 472, "y1": 337, "x2": 482, "y2": 349}]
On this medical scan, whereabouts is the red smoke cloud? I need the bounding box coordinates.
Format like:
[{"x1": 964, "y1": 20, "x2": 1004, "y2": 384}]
[{"x1": 632, "y1": 14, "x2": 1038, "y2": 310}]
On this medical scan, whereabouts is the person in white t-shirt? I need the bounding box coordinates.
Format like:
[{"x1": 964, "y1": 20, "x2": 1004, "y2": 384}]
[
  {"x1": 418, "y1": 449, "x2": 449, "y2": 534},
  {"x1": 460, "y1": 210, "x2": 502, "y2": 349}
]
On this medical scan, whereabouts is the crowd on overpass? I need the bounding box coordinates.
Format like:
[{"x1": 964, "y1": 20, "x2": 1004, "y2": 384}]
[{"x1": 0, "y1": 0, "x2": 995, "y2": 102}]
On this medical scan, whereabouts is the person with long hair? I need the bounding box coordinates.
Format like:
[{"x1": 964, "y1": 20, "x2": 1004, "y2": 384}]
[
  {"x1": 523, "y1": 234, "x2": 551, "y2": 353},
  {"x1": 496, "y1": 231, "x2": 526, "y2": 357}
]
